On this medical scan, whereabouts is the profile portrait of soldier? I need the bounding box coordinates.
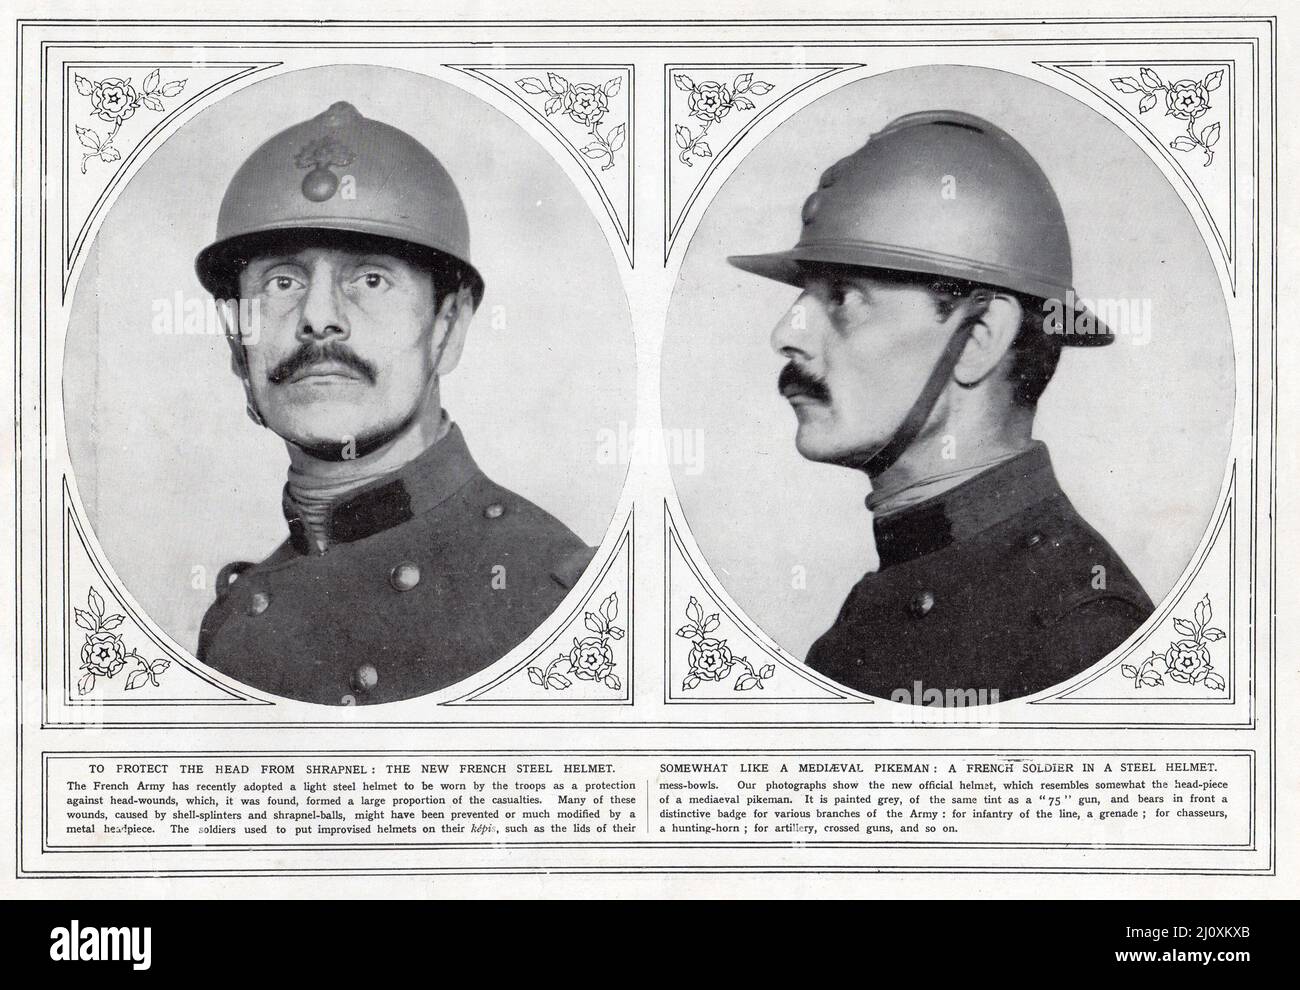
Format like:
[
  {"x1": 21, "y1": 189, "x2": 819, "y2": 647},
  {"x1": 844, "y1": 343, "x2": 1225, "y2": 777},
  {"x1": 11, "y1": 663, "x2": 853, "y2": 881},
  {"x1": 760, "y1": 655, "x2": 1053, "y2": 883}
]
[
  {"x1": 190, "y1": 99, "x2": 598, "y2": 705},
  {"x1": 726, "y1": 110, "x2": 1157, "y2": 702}
]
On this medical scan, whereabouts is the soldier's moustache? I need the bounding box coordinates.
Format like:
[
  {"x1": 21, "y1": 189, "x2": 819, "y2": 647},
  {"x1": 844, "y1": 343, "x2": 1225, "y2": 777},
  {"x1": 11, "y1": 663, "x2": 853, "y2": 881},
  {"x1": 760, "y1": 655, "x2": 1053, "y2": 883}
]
[
  {"x1": 267, "y1": 341, "x2": 378, "y2": 386},
  {"x1": 778, "y1": 362, "x2": 830, "y2": 403}
]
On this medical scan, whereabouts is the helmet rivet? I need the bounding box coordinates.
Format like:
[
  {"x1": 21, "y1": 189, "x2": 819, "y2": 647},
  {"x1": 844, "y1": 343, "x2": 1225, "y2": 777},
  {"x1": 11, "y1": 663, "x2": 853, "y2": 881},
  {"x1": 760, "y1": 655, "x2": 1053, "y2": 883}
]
[{"x1": 301, "y1": 165, "x2": 339, "y2": 202}]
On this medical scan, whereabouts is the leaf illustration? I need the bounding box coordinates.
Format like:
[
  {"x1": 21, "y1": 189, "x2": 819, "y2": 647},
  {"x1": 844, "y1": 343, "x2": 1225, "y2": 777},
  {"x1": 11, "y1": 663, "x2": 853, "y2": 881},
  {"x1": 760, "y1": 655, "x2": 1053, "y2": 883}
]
[
  {"x1": 141, "y1": 94, "x2": 163, "y2": 112},
  {"x1": 100, "y1": 614, "x2": 125, "y2": 631},
  {"x1": 88, "y1": 587, "x2": 104, "y2": 618},
  {"x1": 1173, "y1": 618, "x2": 1198, "y2": 637},
  {"x1": 1141, "y1": 671, "x2": 1164, "y2": 687},
  {"x1": 584, "y1": 612, "x2": 605, "y2": 634},
  {"x1": 701, "y1": 614, "x2": 720, "y2": 633},
  {"x1": 546, "y1": 673, "x2": 572, "y2": 690},
  {"x1": 734, "y1": 676, "x2": 758, "y2": 691},
  {"x1": 693, "y1": 142, "x2": 713, "y2": 158},
  {"x1": 1194, "y1": 595, "x2": 1211, "y2": 628},
  {"x1": 607, "y1": 123, "x2": 626, "y2": 152},
  {"x1": 151, "y1": 658, "x2": 170, "y2": 675},
  {"x1": 542, "y1": 95, "x2": 562, "y2": 115},
  {"x1": 125, "y1": 668, "x2": 150, "y2": 691},
  {"x1": 733, "y1": 95, "x2": 755, "y2": 111},
  {"x1": 733, "y1": 72, "x2": 753, "y2": 92},
  {"x1": 527, "y1": 667, "x2": 545, "y2": 687},
  {"x1": 748, "y1": 81, "x2": 774, "y2": 95},
  {"x1": 160, "y1": 79, "x2": 186, "y2": 97},
  {"x1": 1111, "y1": 76, "x2": 1142, "y2": 94},
  {"x1": 1122, "y1": 665, "x2": 1138, "y2": 678},
  {"x1": 75, "y1": 125, "x2": 101, "y2": 151},
  {"x1": 77, "y1": 672, "x2": 95, "y2": 696},
  {"x1": 517, "y1": 77, "x2": 548, "y2": 95},
  {"x1": 673, "y1": 73, "x2": 695, "y2": 92},
  {"x1": 1170, "y1": 136, "x2": 1199, "y2": 151},
  {"x1": 1202, "y1": 627, "x2": 1226, "y2": 642},
  {"x1": 683, "y1": 675, "x2": 700, "y2": 691},
  {"x1": 1138, "y1": 93, "x2": 1157, "y2": 113},
  {"x1": 601, "y1": 593, "x2": 618, "y2": 622},
  {"x1": 74, "y1": 74, "x2": 93, "y2": 97},
  {"x1": 142, "y1": 68, "x2": 161, "y2": 94},
  {"x1": 1139, "y1": 67, "x2": 1163, "y2": 90},
  {"x1": 580, "y1": 145, "x2": 607, "y2": 159},
  {"x1": 1204, "y1": 68, "x2": 1224, "y2": 92},
  {"x1": 674, "y1": 124, "x2": 690, "y2": 149},
  {"x1": 98, "y1": 147, "x2": 121, "y2": 163},
  {"x1": 602, "y1": 76, "x2": 621, "y2": 97},
  {"x1": 604, "y1": 674, "x2": 622, "y2": 692},
  {"x1": 1205, "y1": 672, "x2": 1226, "y2": 691},
  {"x1": 674, "y1": 624, "x2": 698, "y2": 638},
  {"x1": 74, "y1": 608, "x2": 97, "y2": 631},
  {"x1": 759, "y1": 665, "x2": 776, "y2": 679},
  {"x1": 606, "y1": 626, "x2": 625, "y2": 641},
  {"x1": 546, "y1": 72, "x2": 568, "y2": 95},
  {"x1": 1201, "y1": 123, "x2": 1221, "y2": 148}
]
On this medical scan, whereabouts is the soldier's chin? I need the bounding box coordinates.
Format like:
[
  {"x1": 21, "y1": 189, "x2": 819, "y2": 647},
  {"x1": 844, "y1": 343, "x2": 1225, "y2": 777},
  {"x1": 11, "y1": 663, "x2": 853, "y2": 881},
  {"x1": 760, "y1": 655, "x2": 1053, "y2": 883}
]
[
  {"x1": 793, "y1": 424, "x2": 880, "y2": 467},
  {"x1": 268, "y1": 412, "x2": 403, "y2": 461}
]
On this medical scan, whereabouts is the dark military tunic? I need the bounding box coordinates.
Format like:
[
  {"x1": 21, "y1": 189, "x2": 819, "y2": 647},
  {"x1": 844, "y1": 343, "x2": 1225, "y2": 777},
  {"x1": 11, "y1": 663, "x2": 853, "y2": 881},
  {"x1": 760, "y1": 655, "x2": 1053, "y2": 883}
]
[
  {"x1": 806, "y1": 442, "x2": 1153, "y2": 703},
  {"x1": 198, "y1": 424, "x2": 593, "y2": 705}
]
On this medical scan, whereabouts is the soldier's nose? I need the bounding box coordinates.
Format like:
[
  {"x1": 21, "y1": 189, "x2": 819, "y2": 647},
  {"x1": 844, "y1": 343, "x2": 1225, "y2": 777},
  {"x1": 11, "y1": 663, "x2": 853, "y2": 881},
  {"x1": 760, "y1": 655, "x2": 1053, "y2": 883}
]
[
  {"x1": 297, "y1": 279, "x2": 350, "y2": 342},
  {"x1": 770, "y1": 292, "x2": 819, "y2": 359}
]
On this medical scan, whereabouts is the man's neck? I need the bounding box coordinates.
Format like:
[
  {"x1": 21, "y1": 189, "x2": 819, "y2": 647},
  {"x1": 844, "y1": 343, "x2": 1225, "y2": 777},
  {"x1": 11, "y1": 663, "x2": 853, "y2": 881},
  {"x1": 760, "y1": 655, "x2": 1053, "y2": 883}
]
[{"x1": 867, "y1": 408, "x2": 1035, "y2": 516}]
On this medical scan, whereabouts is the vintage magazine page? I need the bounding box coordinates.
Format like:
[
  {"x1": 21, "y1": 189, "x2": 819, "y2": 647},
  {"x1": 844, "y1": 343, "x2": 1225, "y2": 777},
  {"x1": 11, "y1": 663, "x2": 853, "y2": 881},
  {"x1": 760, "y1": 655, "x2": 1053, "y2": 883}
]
[{"x1": 0, "y1": 0, "x2": 1295, "y2": 908}]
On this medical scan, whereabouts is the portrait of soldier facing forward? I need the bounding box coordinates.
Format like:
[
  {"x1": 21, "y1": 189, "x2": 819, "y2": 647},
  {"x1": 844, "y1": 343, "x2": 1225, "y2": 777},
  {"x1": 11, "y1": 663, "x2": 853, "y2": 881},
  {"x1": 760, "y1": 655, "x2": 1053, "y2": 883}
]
[
  {"x1": 193, "y1": 100, "x2": 595, "y2": 706},
  {"x1": 729, "y1": 110, "x2": 1155, "y2": 702}
]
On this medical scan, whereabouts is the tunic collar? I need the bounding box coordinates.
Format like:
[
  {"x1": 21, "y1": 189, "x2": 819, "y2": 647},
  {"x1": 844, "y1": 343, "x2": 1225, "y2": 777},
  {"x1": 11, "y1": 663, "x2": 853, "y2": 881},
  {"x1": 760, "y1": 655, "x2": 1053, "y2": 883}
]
[
  {"x1": 870, "y1": 441, "x2": 1062, "y2": 570},
  {"x1": 281, "y1": 422, "x2": 482, "y2": 554}
]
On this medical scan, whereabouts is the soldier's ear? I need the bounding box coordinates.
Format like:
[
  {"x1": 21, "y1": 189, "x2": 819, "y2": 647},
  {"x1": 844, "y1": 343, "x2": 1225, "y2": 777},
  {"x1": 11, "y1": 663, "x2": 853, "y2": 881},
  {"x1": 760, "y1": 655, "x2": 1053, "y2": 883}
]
[
  {"x1": 954, "y1": 293, "x2": 1021, "y2": 388},
  {"x1": 429, "y1": 284, "x2": 476, "y2": 376}
]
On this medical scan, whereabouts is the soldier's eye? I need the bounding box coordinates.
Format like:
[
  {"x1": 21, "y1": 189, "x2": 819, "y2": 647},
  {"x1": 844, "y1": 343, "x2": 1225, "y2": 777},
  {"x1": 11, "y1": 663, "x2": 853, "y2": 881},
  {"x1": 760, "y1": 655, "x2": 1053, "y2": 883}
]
[
  {"x1": 356, "y1": 272, "x2": 389, "y2": 290},
  {"x1": 263, "y1": 275, "x2": 301, "y2": 294}
]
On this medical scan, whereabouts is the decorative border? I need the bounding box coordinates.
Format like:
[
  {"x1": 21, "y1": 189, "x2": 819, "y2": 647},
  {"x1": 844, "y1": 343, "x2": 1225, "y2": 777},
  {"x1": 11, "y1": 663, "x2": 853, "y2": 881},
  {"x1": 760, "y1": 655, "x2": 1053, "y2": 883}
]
[{"x1": 11, "y1": 17, "x2": 1277, "y2": 880}]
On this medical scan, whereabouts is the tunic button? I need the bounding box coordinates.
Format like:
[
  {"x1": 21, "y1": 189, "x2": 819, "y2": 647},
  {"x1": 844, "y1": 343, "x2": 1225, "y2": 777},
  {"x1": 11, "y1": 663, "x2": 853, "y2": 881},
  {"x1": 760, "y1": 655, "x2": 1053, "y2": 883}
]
[
  {"x1": 352, "y1": 664, "x2": 379, "y2": 692},
  {"x1": 389, "y1": 561, "x2": 421, "y2": 592},
  {"x1": 340, "y1": 694, "x2": 356, "y2": 706},
  {"x1": 248, "y1": 591, "x2": 270, "y2": 615},
  {"x1": 909, "y1": 590, "x2": 936, "y2": 618},
  {"x1": 483, "y1": 502, "x2": 505, "y2": 519}
]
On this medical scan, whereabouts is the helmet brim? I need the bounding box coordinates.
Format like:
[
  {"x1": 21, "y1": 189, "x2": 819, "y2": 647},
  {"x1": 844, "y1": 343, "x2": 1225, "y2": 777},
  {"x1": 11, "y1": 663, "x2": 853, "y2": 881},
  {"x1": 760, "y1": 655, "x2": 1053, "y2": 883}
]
[
  {"x1": 727, "y1": 247, "x2": 1113, "y2": 346},
  {"x1": 196, "y1": 226, "x2": 485, "y2": 309}
]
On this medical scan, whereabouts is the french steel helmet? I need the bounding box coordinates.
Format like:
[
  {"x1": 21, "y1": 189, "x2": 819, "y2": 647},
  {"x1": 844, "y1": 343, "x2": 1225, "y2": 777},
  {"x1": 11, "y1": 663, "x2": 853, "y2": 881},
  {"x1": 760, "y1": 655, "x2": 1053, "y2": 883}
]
[
  {"x1": 195, "y1": 100, "x2": 484, "y2": 305},
  {"x1": 728, "y1": 109, "x2": 1110, "y2": 344}
]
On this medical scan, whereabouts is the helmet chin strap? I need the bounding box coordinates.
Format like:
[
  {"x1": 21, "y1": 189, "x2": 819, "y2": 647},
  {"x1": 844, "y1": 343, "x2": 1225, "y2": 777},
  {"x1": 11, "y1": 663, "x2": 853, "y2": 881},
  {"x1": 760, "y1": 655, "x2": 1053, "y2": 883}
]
[
  {"x1": 219, "y1": 302, "x2": 266, "y2": 428},
  {"x1": 851, "y1": 290, "x2": 992, "y2": 478}
]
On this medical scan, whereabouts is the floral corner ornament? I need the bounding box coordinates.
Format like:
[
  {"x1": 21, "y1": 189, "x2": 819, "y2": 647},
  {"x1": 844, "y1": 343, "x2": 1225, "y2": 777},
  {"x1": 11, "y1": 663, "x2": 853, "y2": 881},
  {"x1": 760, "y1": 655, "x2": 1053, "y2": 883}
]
[
  {"x1": 516, "y1": 73, "x2": 626, "y2": 171},
  {"x1": 1111, "y1": 67, "x2": 1223, "y2": 166},
  {"x1": 671, "y1": 71, "x2": 774, "y2": 166},
  {"x1": 1122, "y1": 594, "x2": 1226, "y2": 691},
  {"x1": 676, "y1": 596, "x2": 775, "y2": 692},
  {"x1": 73, "y1": 68, "x2": 187, "y2": 173},
  {"x1": 527, "y1": 593, "x2": 625, "y2": 692},
  {"x1": 74, "y1": 587, "x2": 170, "y2": 695}
]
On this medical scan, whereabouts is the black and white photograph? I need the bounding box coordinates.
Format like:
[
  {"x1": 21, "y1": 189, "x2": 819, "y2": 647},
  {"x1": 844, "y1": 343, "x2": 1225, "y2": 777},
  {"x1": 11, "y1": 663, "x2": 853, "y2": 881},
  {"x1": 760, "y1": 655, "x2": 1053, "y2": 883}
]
[
  {"x1": 2, "y1": 2, "x2": 1290, "y2": 907},
  {"x1": 61, "y1": 65, "x2": 636, "y2": 705},
  {"x1": 664, "y1": 64, "x2": 1235, "y2": 703}
]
